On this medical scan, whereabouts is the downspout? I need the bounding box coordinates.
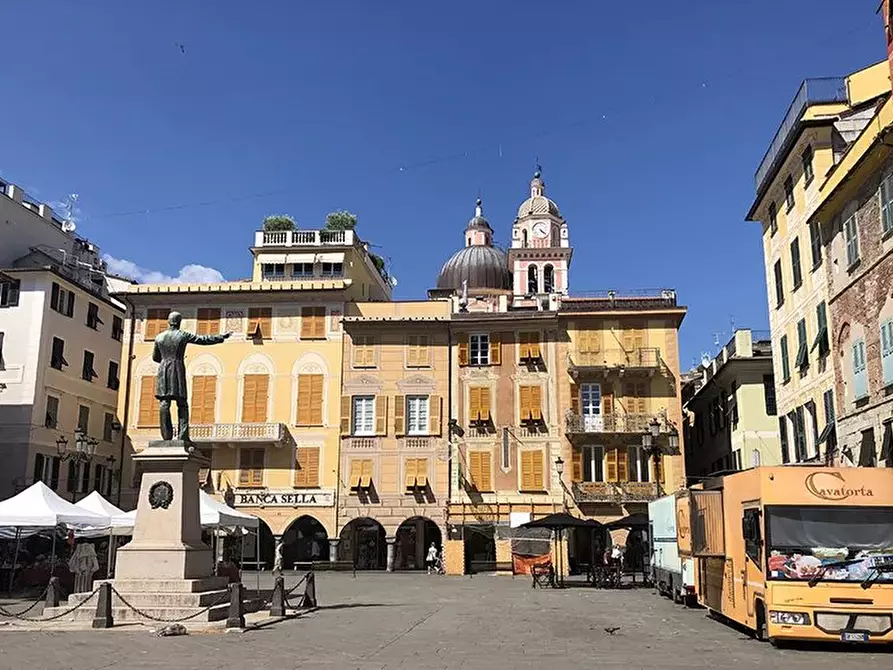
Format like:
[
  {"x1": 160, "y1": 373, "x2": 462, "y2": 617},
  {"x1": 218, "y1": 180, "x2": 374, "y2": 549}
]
[
  {"x1": 447, "y1": 322, "x2": 453, "y2": 521},
  {"x1": 115, "y1": 296, "x2": 136, "y2": 506}
]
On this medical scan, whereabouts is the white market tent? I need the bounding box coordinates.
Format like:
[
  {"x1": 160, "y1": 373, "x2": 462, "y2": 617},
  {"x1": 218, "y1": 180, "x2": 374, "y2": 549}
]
[
  {"x1": 0, "y1": 481, "x2": 109, "y2": 528},
  {"x1": 75, "y1": 491, "x2": 132, "y2": 536},
  {"x1": 114, "y1": 490, "x2": 258, "y2": 533}
]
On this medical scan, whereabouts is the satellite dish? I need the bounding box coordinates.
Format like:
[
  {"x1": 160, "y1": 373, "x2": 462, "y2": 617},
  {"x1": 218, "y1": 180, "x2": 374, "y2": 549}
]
[{"x1": 61, "y1": 220, "x2": 76, "y2": 233}]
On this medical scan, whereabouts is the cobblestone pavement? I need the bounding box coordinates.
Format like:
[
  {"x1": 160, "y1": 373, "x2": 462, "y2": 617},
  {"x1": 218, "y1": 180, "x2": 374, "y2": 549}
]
[{"x1": 1, "y1": 573, "x2": 891, "y2": 669}]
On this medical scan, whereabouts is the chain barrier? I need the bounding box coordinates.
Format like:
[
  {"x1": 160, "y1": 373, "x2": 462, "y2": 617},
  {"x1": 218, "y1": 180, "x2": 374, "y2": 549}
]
[
  {"x1": 109, "y1": 585, "x2": 231, "y2": 624},
  {"x1": 0, "y1": 586, "x2": 101, "y2": 623},
  {"x1": 0, "y1": 582, "x2": 51, "y2": 618},
  {"x1": 282, "y1": 572, "x2": 312, "y2": 609}
]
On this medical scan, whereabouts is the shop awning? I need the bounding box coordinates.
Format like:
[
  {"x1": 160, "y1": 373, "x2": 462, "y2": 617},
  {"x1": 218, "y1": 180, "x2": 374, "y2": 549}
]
[
  {"x1": 256, "y1": 253, "x2": 287, "y2": 264},
  {"x1": 315, "y1": 252, "x2": 345, "y2": 263},
  {"x1": 285, "y1": 253, "x2": 315, "y2": 264}
]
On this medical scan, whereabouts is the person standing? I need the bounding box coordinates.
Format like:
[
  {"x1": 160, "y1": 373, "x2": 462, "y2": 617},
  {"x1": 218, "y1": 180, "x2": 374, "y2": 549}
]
[{"x1": 426, "y1": 542, "x2": 438, "y2": 574}]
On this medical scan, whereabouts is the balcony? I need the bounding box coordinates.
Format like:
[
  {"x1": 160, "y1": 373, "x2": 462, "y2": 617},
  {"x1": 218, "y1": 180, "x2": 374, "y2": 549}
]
[
  {"x1": 565, "y1": 412, "x2": 667, "y2": 437},
  {"x1": 567, "y1": 347, "x2": 662, "y2": 376},
  {"x1": 573, "y1": 481, "x2": 660, "y2": 503},
  {"x1": 344, "y1": 436, "x2": 381, "y2": 450},
  {"x1": 189, "y1": 422, "x2": 290, "y2": 444},
  {"x1": 254, "y1": 229, "x2": 355, "y2": 248}
]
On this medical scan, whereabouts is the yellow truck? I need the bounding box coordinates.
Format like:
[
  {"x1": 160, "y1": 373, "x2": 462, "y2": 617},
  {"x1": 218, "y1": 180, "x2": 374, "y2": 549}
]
[{"x1": 677, "y1": 466, "x2": 893, "y2": 645}]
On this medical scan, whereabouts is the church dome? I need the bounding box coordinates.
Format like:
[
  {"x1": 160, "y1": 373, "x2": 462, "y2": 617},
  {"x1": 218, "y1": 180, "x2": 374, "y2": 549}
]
[
  {"x1": 516, "y1": 171, "x2": 561, "y2": 218},
  {"x1": 435, "y1": 245, "x2": 511, "y2": 291}
]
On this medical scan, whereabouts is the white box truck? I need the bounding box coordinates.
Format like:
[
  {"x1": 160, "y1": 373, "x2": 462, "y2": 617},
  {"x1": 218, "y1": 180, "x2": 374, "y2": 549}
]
[{"x1": 649, "y1": 493, "x2": 696, "y2": 605}]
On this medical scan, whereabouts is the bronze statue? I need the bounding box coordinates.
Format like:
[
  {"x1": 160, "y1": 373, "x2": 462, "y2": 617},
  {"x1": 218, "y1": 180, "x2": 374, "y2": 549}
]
[{"x1": 152, "y1": 311, "x2": 231, "y2": 442}]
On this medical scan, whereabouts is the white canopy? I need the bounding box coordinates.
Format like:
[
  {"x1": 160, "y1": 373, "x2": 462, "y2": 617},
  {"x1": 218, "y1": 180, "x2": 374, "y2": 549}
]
[
  {"x1": 0, "y1": 482, "x2": 110, "y2": 528},
  {"x1": 75, "y1": 491, "x2": 133, "y2": 537},
  {"x1": 114, "y1": 491, "x2": 258, "y2": 533}
]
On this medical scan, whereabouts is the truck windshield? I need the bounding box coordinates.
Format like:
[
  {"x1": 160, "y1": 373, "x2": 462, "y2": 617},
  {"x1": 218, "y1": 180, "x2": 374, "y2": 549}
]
[{"x1": 766, "y1": 506, "x2": 893, "y2": 584}]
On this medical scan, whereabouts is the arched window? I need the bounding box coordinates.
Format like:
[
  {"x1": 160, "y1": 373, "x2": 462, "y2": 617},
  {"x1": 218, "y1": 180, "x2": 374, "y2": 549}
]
[
  {"x1": 521, "y1": 229, "x2": 528, "y2": 248},
  {"x1": 543, "y1": 264, "x2": 555, "y2": 293},
  {"x1": 527, "y1": 265, "x2": 538, "y2": 294}
]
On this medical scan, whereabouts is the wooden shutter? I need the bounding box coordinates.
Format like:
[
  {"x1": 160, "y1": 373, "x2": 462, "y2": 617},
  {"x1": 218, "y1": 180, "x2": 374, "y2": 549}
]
[
  {"x1": 429, "y1": 395, "x2": 442, "y2": 435},
  {"x1": 468, "y1": 387, "x2": 480, "y2": 422},
  {"x1": 394, "y1": 394, "x2": 406, "y2": 435},
  {"x1": 468, "y1": 452, "x2": 480, "y2": 488},
  {"x1": 404, "y1": 458, "x2": 418, "y2": 490},
  {"x1": 530, "y1": 386, "x2": 543, "y2": 421},
  {"x1": 519, "y1": 386, "x2": 531, "y2": 422},
  {"x1": 479, "y1": 453, "x2": 491, "y2": 491},
  {"x1": 605, "y1": 448, "x2": 619, "y2": 483},
  {"x1": 360, "y1": 459, "x2": 373, "y2": 487},
  {"x1": 340, "y1": 395, "x2": 352, "y2": 434},
  {"x1": 145, "y1": 308, "x2": 170, "y2": 339},
  {"x1": 521, "y1": 451, "x2": 534, "y2": 490},
  {"x1": 309, "y1": 375, "x2": 323, "y2": 425},
  {"x1": 191, "y1": 375, "x2": 217, "y2": 424},
  {"x1": 349, "y1": 460, "x2": 362, "y2": 488},
  {"x1": 572, "y1": 447, "x2": 583, "y2": 482},
  {"x1": 458, "y1": 334, "x2": 469, "y2": 366},
  {"x1": 657, "y1": 455, "x2": 666, "y2": 484},
  {"x1": 528, "y1": 333, "x2": 541, "y2": 359},
  {"x1": 297, "y1": 374, "x2": 323, "y2": 425},
  {"x1": 603, "y1": 387, "x2": 614, "y2": 425},
  {"x1": 294, "y1": 447, "x2": 319, "y2": 488},
  {"x1": 375, "y1": 395, "x2": 387, "y2": 435},
  {"x1": 301, "y1": 307, "x2": 325, "y2": 339},
  {"x1": 138, "y1": 376, "x2": 158, "y2": 427},
  {"x1": 531, "y1": 450, "x2": 544, "y2": 489},
  {"x1": 590, "y1": 329, "x2": 601, "y2": 353},
  {"x1": 577, "y1": 330, "x2": 590, "y2": 354},
  {"x1": 570, "y1": 382, "x2": 580, "y2": 415},
  {"x1": 479, "y1": 387, "x2": 491, "y2": 422},
  {"x1": 242, "y1": 374, "x2": 269, "y2": 423},
  {"x1": 518, "y1": 332, "x2": 530, "y2": 361},
  {"x1": 407, "y1": 336, "x2": 419, "y2": 367},
  {"x1": 197, "y1": 308, "x2": 220, "y2": 335},
  {"x1": 617, "y1": 448, "x2": 629, "y2": 483},
  {"x1": 247, "y1": 308, "x2": 271, "y2": 338},
  {"x1": 489, "y1": 333, "x2": 501, "y2": 365},
  {"x1": 415, "y1": 458, "x2": 429, "y2": 487},
  {"x1": 635, "y1": 382, "x2": 647, "y2": 414},
  {"x1": 239, "y1": 448, "x2": 264, "y2": 487}
]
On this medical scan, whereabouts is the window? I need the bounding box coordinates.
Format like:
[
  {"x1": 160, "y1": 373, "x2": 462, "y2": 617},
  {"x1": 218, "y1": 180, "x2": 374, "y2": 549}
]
[
  {"x1": 520, "y1": 450, "x2": 545, "y2": 491},
  {"x1": 626, "y1": 446, "x2": 651, "y2": 482},
  {"x1": 196, "y1": 308, "x2": 220, "y2": 336},
  {"x1": 296, "y1": 374, "x2": 324, "y2": 425},
  {"x1": 518, "y1": 332, "x2": 541, "y2": 361},
  {"x1": 107, "y1": 360, "x2": 119, "y2": 390},
  {"x1": 138, "y1": 376, "x2": 160, "y2": 427},
  {"x1": 743, "y1": 509, "x2": 763, "y2": 565},
  {"x1": 33, "y1": 453, "x2": 61, "y2": 489},
  {"x1": 406, "y1": 335, "x2": 430, "y2": 367},
  {"x1": 813, "y1": 302, "x2": 829, "y2": 357},
  {"x1": 784, "y1": 175, "x2": 795, "y2": 211},
  {"x1": 792, "y1": 407, "x2": 807, "y2": 461},
  {"x1": 82, "y1": 350, "x2": 97, "y2": 381},
  {"x1": 45, "y1": 395, "x2": 59, "y2": 429},
  {"x1": 762, "y1": 375, "x2": 777, "y2": 416},
  {"x1": 404, "y1": 457, "x2": 429, "y2": 490},
  {"x1": 470, "y1": 333, "x2": 490, "y2": 365},
  {"x1": 111, "y1": 315, "x2": 124, "y2": 341},
  {"x1": 858, "y1": 428, "x2": 877, "y2": 467},
  {"x1": 300, "y1": 306, "x2": 326, "y2": 339},
  {"x1": 768, "y1": 201, "x2": 778, "y2": 235},
  {"x1": 467, "y1": 387, "x2": 492, "y2": 423},
  {"x1": 852, "y1": 338, "x2": 868, "y2": 400},
  {"x1": 247, "y1": 307, "x2": 273, "y2": 339},
  {"x1": 881, "y1": 173, "x2": 893, "y2": 236},
  {"x1": 807, "y1": 401, "x2": 819, "y2": 456},
  {"x1": 467, "y1": 451, "x2": 492, "y2": 491},
  {"x1": 881, "y1": 318, "x2": 893, "y2": 387},
  {"x1": 543, "y1": 264, "x2": 555, "y2": 293},
  {"x1": 802, "y1": 146, "x2": 814, "y2": 185},
  {"x1": 406, "y1": 395, "x2": 429, "y2": 435},
  {"x1": 809, "y1": 221, "x2": 822, "y2": 269},
  {"x1": 77, "y1": 404, "x2": 90, "y2": 434},
  {"x1": 501, "y1": 428, "x2": 510, "y2": 470},
  {"x1": 67, "y1": 461, "x2": 87, "y2": 494},
  {"x1": 779, "y1": 416, "x2": 790, "y2": 464},
  {"x1": 321, "y1": 262, "x2": 343, "y2": 277},
  {"x1": 795, "y1": 319, "x2": 808, "y2": 371},
  {"x1": 145, "y1": 308, "x2": 170, "y2": 339},
  {"x1": 261, "y1": 263, "x2": 285, "y2": 279},
  {"x1": 191, "y1": 375, "x2": 217, "y2": 424},
  {"x1": 0, "y1": 279, "x2": 20, "y2": 307},
  {"x1": 352, "y1": 395, "x2": 376, "y2": 435},
  {"x1": 241, "y1": 374, "x2": 270, "y2": 423},
  {"x1": 293, "y1": 447, "x2": 320, "y2": 488},
  {"x1": 779, "y1": 334, "x2": 790, "y2": 382},
  {"x1": 0, "y1": 331, "x2": 4, "y2": 369},
  {"x1": 527, "y1": 265, "x2": 538, "y2": 294},
  {"x1": 773, "y1": 260, "x2": 784, "y2": 308},
  {"x1": 103, "y1": 412, "x2": 116, "y2": 442},
  {"x1": 519, "y1": 385, "x2": 543, "y2": 423},
  {"x1": 51, "y1": 337, "x2": 67, "y2": 370},
  {"x1": 238, "y1": 448, "x2": 265, "y2": 487},
  {"x1": 790, "y1": 237, "x2": 802, "y2": 290},
  {"x1": 93, "y1": 463, "x2": 108, "y2": 496},
  {"x1": 843, "y1": 213, "x2": 860, "y2": 267},
  {"x1": 348, "y1": 459, "x2": 373, "y2": 491},
  {"x1": 86, "y1": 302, "x2": 102, "y2": 330},
  {"x1": 353, "y1": 335, "x2": 376, "y2": 368},
  {"x1": 50, "y1": 282, "x2": 75, "y2": 317},
  {"x1": 823, "y1": 389, "x2": 835, "y2": 427},
  {"x1": 582, "y1": 445, "x2": 604, "y2": 482},
  {"x1": 292, "y1": 263, "x2": 314, "y2": 278}
]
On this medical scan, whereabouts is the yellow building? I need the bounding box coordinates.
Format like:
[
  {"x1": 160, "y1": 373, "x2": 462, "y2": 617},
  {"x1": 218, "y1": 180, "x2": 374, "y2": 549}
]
[
  {"x1": 115, "y1": 224, "x2": 390, "y2": 569},
  {"x1": 746, "y1": 61, "x2": 890, "y2": 463}
]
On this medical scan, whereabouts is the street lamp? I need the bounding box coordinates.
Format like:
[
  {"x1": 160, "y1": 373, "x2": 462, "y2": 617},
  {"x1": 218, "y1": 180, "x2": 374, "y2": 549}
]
[
  {"x1": 554, "y1": 455, "x2": 566, "y2": 509},
  {"x1": 642, "y1": 418, "x2": 662, "y2": 491},
  {"x1": 56, "y1": 430, "x2": 99, "y2": 501}
]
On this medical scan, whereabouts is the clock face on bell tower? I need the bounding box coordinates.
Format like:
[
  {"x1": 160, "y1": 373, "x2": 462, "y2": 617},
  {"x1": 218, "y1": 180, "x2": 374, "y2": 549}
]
[{"x1": 531, "y1": 221, "x2": 549, "y2": 241}]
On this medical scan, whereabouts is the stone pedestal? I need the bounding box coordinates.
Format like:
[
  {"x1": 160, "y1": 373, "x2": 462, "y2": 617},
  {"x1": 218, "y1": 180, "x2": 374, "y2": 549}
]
[
  {"x1": 386, "y1": 536, "x2": 396, "y2": 572},
  {"x1": 328, "y1": 538, "x2": 340, "y2": 563}
]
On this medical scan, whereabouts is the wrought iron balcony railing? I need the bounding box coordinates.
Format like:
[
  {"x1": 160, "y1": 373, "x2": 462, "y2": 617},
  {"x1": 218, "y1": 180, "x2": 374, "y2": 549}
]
[
  {"x1": 565, "y1": 412, "x2": 667, "y2": 436},
  {"x1": 567, "y1": 347, "x2": 662, "y2": 371},
  {"x1": 572, "y1": 481, "x2": 660, "y2": 503}
]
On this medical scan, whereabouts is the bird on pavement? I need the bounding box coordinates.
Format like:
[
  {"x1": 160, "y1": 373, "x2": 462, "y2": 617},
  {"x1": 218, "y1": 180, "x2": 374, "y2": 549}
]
[{"x1": 604, "y1": 627, "x2": 620, "y2": 635}]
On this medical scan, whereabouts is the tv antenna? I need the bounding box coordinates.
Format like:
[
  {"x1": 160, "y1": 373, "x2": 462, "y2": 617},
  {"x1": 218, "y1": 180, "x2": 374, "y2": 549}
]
[{"x1": 60, "y1": 193, "x2": 79, "y2": 233}]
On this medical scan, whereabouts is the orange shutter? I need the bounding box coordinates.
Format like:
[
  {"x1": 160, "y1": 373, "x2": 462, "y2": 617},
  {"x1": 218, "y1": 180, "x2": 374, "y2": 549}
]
[
  {"x1": 458, "y1": 334, "x2": 469, "y2": 366},
  {"x1": 480, "y1": 387, "x2": 492, "y2": 422},
  {"x1": 242, "y1": 374, "x2": 269, "y2": 423},
  {"x1": 294, "y1": 447, "x2": 319, "y2": 487},
  {"x1": 349, "y1": 460, "x2": 362, "y2": 488},
  {"x1": 240, "y1": 448, "x2": 264, "y2": 487},
  {"x1": 407, "y1": 336, "x2": 419, "y2": 367},
  {"x1": 572, "y1": 447, "x2": 583, "y2": 482},
  {"x1": 528, "y1": 333, "x2": 541, "y2": 360},
  {"x1": 145, "y1": 308, "x2": 170, "y2": 339},
  {"x1": 530, "y1": 386, "x2": 543, "y2": 421},
  {"x1": 375, "y1": 395, "x2": 387, "y2": 435},
  {"x1": 603, "y1": 387, "x2": 614, "y2": 416},
  {"x1": 394, "y1": 394, "x2": 406, "y2": 435},
  {"x1": 636, "y1": 382, "x2": 647, "y2": 414},
  {"x1": 468, "y1": 387, "x2": 480, "y2": 422},
  {"x1": 489, "y1": 333, "x2": 501, "y2": 365},
  {"x1": 404, "y1": 457, "x2": 417, "y2": 490},
  {"x1": 578, "y1": 330, "x2": 590, "y2": 354},
  {"x1": 428, "y1": 395, "x2": 442, "y2": 435},
  {"x1": 310, "y1": 374, "x2": 323, "y2": 425},
  {"x1": 138, "y1": 376, "x2": 158, "y2": 427},
  {"x1": 197, "y1": 308, "x2": 221, "y2": 336},
  {"x1": 191, "y1": 375, "x2": 217, "y2": 424},
  {"x1": 479, "y1": 453, "x2": 491, "y2": 491},
  {"x1": 467, "y1": 451, "x2": 479, "y2": 488},
  {"x1": 340, "y1": 395, "x2": 352, "y2": 434},
  {"x1": 301, "y1": 307, "x2": 326, "y2": 339},
  {"x1": 531, "y1": 450, "x2": 544, "y2": 489},
  {"x1": 617, "y1": 448, "x2": 629, "y2": 483},
  {"x1": 570, "y1": 382, "x2": 580, "y2": 415},
  {"x1": 297, "y1": 375, "x2": 312, "y2": 425},
  {"x1": 519, "y1": 386, "x2": 531, "y2": 422},
  {"x1": 521, "y1": 451, "x2": 534, "y2": 490},
  {"x1": 360, "y1": 459, "x2": 373, "y2": 487},
  {"x1": 657, "y1": 455, "x2": 666, "y2": 484},
  {"x1": 518, "y1": 332, "x2": 530, "y2": 361},
  {"x1": 418, "y1": 335, "x2": 429, "y2": 366},
  {"x1": 415, "y1": 458, "x2": 429, "y2": 488},
  {"x1": 605, "y1": 448, "x2": 619, "y2": 483}
]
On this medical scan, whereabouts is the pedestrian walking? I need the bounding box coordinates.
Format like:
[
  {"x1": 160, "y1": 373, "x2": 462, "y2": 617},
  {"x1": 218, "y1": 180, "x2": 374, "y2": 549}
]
[{"x1": 426, "y1": 542, "x2": 438, "y2": 574}]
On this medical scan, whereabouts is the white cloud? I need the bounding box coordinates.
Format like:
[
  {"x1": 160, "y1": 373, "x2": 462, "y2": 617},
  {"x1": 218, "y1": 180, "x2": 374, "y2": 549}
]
[{"x1": 103, "y1": 255, "x2": 225, "y2": 284}]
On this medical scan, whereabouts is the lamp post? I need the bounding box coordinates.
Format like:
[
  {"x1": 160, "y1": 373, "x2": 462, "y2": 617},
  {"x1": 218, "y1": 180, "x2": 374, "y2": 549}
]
[
  {"x1": 554, "y1": 455, "x2": 567, "y2": 587},
  {"x1": 642, "y1": 418, "x2": 662, "y2": 492},
  {"x1": 57, "y1": 429, "x2": 99, "y2": 502}
]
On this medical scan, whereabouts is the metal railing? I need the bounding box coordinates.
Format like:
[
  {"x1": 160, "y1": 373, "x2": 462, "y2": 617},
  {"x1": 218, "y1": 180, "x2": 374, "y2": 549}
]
[
  {"x1": 257, "y1": 229, "x2": 353, "y2": 247},
  {"x1": 565, "y1": 412, "x2": 666, "y2": 435},
  {"x1": 189, "y1": 422, "x2": 287, "y2": 442},
  {"x1": 572, "y1": 481, "x2": 660, "y2": 503},
  {"x1": 568, "y1": 347, "x2": 662, "y2": 370},
  {"x1": 754, "y1": 77, "x2": 848, "y2": 194}
]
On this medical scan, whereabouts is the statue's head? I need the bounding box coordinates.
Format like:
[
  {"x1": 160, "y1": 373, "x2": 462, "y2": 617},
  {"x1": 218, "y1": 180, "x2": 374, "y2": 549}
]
[{"x1": 168, "y1": 311, "x2": 182, "y2": 329}]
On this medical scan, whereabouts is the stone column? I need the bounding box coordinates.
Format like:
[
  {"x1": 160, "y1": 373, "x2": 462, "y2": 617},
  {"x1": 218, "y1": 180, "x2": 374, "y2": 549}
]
[
  {"x1": 273, "y1": 535, "x2": 284, "y2": 574},
  {"x1": 328, "y1": 538, "x2": 340, "y2": 563},
  {"x1": 386, "y1": 536, "x2": 397, "y2": 572}
]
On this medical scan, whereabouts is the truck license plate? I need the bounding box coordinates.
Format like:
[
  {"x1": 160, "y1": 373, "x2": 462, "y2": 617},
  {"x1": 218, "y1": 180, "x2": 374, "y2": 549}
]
[{"x1": 841, "y1": 631, "x2": 869, "y2": 643}]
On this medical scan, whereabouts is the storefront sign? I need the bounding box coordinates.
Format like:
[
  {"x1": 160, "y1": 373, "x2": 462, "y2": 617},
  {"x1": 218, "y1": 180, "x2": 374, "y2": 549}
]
[
  {"x1": 233, "y1": 489, "x2": 334, "y2": 507},
  {"x1": 805, "y1": 472, "x2": 874, "y2": 501}
]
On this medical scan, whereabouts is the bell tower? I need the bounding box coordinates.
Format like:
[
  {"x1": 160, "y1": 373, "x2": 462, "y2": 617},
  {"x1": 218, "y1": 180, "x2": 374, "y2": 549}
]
[{"x1": 508, "y1": 168, "x2": 573, "y2": 299}]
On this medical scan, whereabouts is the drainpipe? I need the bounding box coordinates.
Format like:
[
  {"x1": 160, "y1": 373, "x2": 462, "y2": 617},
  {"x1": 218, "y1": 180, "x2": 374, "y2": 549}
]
[
  {"x1": 115, "y1": 296, "x2": 136, "y2": 507},
  {"x1": 446, "y1": 322, "x2": 453, "y2": 524}
]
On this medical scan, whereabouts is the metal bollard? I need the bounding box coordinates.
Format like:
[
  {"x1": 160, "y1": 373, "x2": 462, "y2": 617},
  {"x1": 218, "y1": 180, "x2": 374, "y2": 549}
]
[
  {"x1": 45, "y1": 576, "x2": 60, "y2": 608},
  {"x1": 92, "y1": 582, "x2": 113, "y2": 629},
  {"x1": 269, "y1": 575, "x2": 285, "y2": 617},
  {"x1": 300, "y1": 572, "x2": 317, "y2": 609},
  {"x1": 226, "y1": 582, "x2": 245, "y2": 629}
]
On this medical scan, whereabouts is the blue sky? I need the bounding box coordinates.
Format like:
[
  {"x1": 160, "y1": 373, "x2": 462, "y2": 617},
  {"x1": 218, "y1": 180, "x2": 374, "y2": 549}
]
[{"x1": 0, "y1": 1, "x2": 885, "y2": 366}]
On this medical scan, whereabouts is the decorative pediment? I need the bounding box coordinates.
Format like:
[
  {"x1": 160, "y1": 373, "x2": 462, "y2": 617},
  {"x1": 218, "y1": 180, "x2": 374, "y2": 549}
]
[
  {"x1": 343, "y1": 374, "x2": 383, "y2": 394},
  {"x1": 397, "y1": 374, "x2": 437, "y2": 394}
]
